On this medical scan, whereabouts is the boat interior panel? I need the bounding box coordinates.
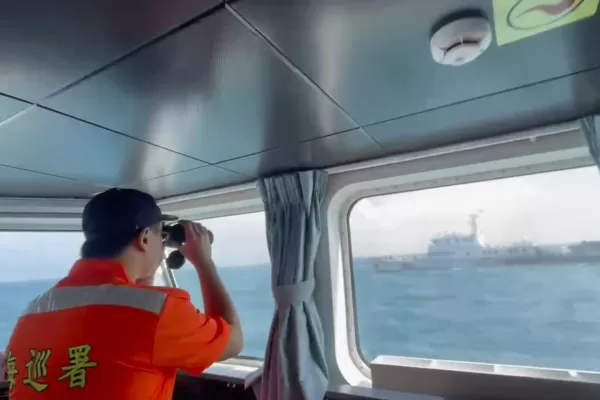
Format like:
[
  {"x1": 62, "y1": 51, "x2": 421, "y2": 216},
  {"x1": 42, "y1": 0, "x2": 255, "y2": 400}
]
[
  {"x1": 172, "y1": 374, "x2": 256, "y2": 400},
  {"x1": 0, "y1": 0, "x2": 599, "y2": 200},
  {"x1": 0, "y1": 0, "x2": 220, "y2": 101},
  {"x1": 1, "y1": 379, "x2": 448, "y2": 400},
  {"x1": 232, "y1": 0, "x2": 600, "y2": 126},
  {"x1": 0, "y1": 165, "x2": 107, "y2": 198},
  {"x1": 4, "y1": 372, "x2": 600, "y2": 400},
  {"x1": 0, "y1": 107, "x2": 207, "y2": 187},
  {"x1": 43, "y1": 8, "x2": 360, "y2": 165},
  {"x1": 366, "y1": 68, "x2": 600, "y2": 153}
]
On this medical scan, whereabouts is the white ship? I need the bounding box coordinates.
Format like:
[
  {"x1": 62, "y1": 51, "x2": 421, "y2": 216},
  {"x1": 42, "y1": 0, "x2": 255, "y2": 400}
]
[{"x1": 373, "y1": 214, "x2": 600, "y2": 272}]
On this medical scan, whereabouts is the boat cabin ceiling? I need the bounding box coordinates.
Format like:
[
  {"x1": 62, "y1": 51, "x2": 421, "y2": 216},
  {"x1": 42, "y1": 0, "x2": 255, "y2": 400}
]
[{"x1": 0, "y1": 0, "x2": 599, "y2": 200}]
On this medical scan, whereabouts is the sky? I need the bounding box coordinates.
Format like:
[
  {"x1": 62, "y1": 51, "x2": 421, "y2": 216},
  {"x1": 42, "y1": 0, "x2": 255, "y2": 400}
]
[
  {"x1": 1, "y1": 166, "x2": 600, "y2": 282},
  {"x1": 350, "y1": 166, "x2": 600, "y2": 256}
]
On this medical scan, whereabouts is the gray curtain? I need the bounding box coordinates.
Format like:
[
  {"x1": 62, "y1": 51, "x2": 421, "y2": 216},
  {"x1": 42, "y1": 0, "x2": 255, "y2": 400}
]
[
  {"x1": 253, "y1": 170, "x2": 329, "y2": 400},
  {"x1": 583, "y1": 117, "x2": 599, "y2": 167}
]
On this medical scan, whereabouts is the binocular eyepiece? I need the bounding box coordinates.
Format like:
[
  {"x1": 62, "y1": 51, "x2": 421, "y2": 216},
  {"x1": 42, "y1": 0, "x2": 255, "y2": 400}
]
[{"x1": 162, "y1": 223, "x2": 214, "y2": 270}]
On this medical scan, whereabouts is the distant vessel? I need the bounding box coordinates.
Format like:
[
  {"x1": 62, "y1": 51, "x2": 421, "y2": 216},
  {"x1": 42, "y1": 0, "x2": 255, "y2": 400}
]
[{"x1": 373, "y1": 213, "x2": 600, "y2": 272}]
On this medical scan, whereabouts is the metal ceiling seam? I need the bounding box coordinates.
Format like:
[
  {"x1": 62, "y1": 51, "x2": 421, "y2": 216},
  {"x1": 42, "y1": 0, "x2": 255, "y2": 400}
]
[
  {"x1": 0, "y1": 91, "x2": 33, "y2": 105},
  {"x1": 140, "y1": 164, "x2": 252, "y2": 196},
  {"x1": 327, "y1": 121, "x2": 582, "y2": 174},
  {"x1": 211, "y1": 126, "x2": 366, "y2": 166},
  {"x1": 0, "y1": 110, "x2": 226, "y2": 192},
  {"x1": 142, "y1": 164, "x2": 238, "y2": 184},
  {"x1": 42, "y1": 2, "x2": 228, "y2": 103},
  {"x1": 200, "y1": 163, "x2": 256, "y2": 179},
  {"x1": 0, "y1": 104, "x2": 36, "y2": 129},
  {"x1": 363, "y1": 65, "x2": 600, "y2": 130},
  {"x1": 0, "y1": 161, "x2": 85, "y2": 183},
  {"x1": 224, "y1": 3, "x2": 382, "y2": 150},
  {"x1": 36, "y1": 105, "x2": 214, "y2": 167}
]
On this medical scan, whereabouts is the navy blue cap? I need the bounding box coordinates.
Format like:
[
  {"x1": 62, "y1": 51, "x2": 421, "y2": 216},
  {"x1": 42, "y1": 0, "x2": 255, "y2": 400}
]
[{"x1": 82, "y1": 188, "x2": 176, "y2": 243}]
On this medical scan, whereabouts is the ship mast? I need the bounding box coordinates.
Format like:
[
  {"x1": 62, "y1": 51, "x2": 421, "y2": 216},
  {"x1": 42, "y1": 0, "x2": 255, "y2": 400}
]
[{"x1": 468, "y1": 212, "x2": 480, "y2": 238}]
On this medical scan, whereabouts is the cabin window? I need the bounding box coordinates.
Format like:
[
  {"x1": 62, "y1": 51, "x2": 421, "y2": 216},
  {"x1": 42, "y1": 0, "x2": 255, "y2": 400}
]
[
  {"x1": 349, "y1": 166, "x2": 600, "y2": 371},
  {"x1": 0, "y1": 231, "x2": 84, "y2": 350},
  {"x1": 167, "y1": 212, "x2": 272, "y2": 359}
]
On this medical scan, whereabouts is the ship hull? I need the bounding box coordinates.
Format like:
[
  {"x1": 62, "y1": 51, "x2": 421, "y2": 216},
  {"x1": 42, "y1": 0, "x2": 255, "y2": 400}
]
[{"x1": 373, "y1": 255, "x2": 600, "y2": 272}]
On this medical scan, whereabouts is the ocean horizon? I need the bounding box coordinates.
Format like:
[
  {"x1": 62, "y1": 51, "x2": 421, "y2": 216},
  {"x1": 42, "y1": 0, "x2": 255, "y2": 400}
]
[{"x1": 2, "y1": 261, "x2": 600, "y2": 372}]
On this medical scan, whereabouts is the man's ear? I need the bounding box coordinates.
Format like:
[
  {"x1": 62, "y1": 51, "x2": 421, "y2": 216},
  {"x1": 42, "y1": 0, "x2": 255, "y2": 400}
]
[{"x1": 134, "y1": 228, "x2": 150, "y2": 251}]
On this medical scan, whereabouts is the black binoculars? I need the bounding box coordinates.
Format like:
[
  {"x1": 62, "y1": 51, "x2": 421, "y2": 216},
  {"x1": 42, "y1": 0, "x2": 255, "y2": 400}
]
[{"x1": 162, "y1": 223, "x2": 214, "y2": 270}]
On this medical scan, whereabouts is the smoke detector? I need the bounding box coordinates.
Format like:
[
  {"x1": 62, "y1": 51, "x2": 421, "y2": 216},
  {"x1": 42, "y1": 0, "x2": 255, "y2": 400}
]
[{"x1": 430, "y1": 16, "x2": 492, "y2": 66}]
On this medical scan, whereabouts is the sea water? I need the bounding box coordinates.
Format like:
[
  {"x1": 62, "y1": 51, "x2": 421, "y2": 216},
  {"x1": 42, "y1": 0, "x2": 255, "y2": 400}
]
[{"x1": 2, "y1": 262, "x2": 600, "y2": 372}]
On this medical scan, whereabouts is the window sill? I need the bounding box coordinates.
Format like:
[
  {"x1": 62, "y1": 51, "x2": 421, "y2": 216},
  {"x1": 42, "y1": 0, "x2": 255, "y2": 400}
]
[
  {"x1": 203, "y1": 362, "x2": 262, "y2": 386},
  {"x1": 370, "y1": 355, "x2": 600, "y2": 400},
  {"x1": 372, "y1": 355, "x2": 600, "y2": 383},
  {"x1": 181, "y1": 363, "x2": 442, "y2": 399},
  {"x1": 178, "y1": 359, "x2": 263, "y2": 386},
  {"x1": 326, "y1": 384, "x2": 442, "y2": 400}
]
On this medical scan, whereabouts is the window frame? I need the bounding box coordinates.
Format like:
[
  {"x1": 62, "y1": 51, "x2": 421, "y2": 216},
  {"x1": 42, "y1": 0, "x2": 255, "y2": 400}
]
[
  {"x1": 0, "y1": 183, "x2": 267, "y2": 368},
  {"x1": 0, "y1": 198, "x2": 86, "y2": 232},
  {"x1": 324, "y1": 122, "x2": 594, "y2": 383},
  {"x1": 161, "y1": 210, "x2": 270, "y2": 361},
  {"x1": 158, "y1": 188, "x2": 268, "y2": 362},
  {"x1": 0, "y1": 120, "x2": 593, "y2": 386}
]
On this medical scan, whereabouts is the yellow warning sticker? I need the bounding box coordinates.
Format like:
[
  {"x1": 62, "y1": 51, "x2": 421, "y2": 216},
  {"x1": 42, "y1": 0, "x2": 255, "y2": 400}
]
[{"x1": 493, "y1": 0, "x2": 599, "y2": 45}]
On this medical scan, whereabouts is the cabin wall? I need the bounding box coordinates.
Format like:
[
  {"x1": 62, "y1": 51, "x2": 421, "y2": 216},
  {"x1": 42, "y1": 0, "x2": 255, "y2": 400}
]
[
  {"x1": 173, "y1": 374, "x2": 255, "y2": 400},
  {"x1": 1, "y1": 125, "x2": 599, "y2": 400}
]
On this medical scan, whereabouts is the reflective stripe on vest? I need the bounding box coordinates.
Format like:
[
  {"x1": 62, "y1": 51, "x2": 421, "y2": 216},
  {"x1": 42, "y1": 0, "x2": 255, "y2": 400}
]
[{"x1": 22, "y1": 285, "x2": 167, "y2": 316}]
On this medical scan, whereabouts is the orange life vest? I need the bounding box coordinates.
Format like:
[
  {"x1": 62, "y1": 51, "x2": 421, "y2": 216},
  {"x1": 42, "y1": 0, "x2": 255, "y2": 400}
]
[{"x1": 6, "y1": 259, "x2": 229, "y2": 400}]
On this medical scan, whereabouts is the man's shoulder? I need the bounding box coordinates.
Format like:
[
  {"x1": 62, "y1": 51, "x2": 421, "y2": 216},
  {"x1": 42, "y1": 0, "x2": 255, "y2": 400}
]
[{"x1": 136, "y1": 284, "x2": 192, "y2": 302}]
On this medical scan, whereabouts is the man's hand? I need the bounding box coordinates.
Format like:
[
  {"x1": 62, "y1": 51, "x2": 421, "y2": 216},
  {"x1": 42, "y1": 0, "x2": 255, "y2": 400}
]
[
  {"x1": 178, "y1": 221, "x2": 213, "y2": 269},
  {"x1": 178, "y1": 220, "x2": 243, "y2": 359}
]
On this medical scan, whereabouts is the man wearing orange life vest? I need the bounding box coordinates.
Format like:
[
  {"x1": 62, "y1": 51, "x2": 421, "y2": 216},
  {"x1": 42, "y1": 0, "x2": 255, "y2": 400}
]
[{"x1": 5, "y1": 188, "x2": 243, "y2": 399}]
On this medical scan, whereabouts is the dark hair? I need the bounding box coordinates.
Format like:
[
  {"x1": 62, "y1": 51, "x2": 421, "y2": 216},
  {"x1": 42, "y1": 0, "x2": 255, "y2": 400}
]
[{"x1": 80, "y1": 224, "x2": 163, "y2": 259}]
